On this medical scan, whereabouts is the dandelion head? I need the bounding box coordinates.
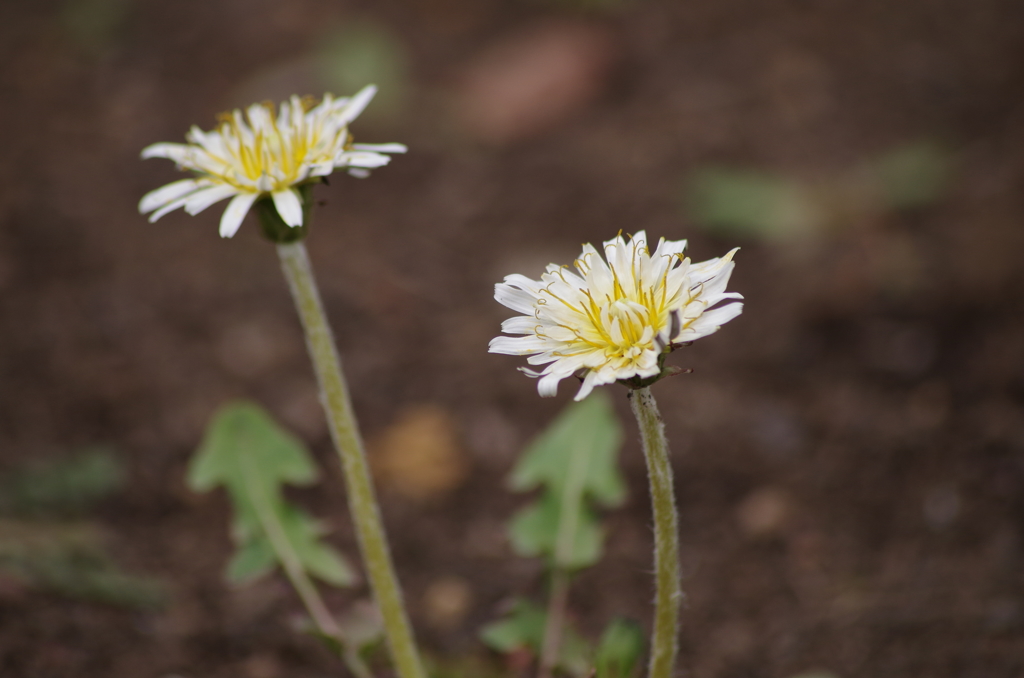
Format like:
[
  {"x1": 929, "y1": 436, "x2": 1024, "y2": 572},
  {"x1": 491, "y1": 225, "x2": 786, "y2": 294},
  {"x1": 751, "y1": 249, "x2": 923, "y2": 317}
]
[
  {"x1": 489, "y1": 231, "x2": 742, "y2": 401},
  {"x1": 138, "y1": 86, "x2": 407, "y2": 238}
]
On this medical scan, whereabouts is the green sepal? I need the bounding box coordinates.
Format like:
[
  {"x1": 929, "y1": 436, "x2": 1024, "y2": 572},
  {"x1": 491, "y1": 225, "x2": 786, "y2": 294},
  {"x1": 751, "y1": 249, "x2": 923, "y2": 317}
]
[{"x1": 255, "y1": 183, "x2": 316, "y2": 243}]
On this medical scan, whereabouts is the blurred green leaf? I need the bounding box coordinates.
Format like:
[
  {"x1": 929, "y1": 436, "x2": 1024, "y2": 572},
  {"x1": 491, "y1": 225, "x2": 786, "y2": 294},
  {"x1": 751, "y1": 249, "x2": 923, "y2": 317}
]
[
  {"x1": 189, "y1": 401, "x2": 356, "y2": 588},
  {"x1": 481, "y1": 598, "x2": 548, "y2": 653},
  {"x1": 0, "y1": 518, "x2": 164, "y2": 609},
  {"x1": 868, "y1": 142, "x2": 949, "y2": 210},
  {"x1": 480, "y1": 598, "x2": 593, "y2": 676},
  {"x1": 316, "y1": 21, "x2": 409, "y2": 122},
  {"x1": 507, "y1": 391, "x2": 624, "y2": 570},
  {"x1": 686, "y1": 142, "x2": 950, "y2": 243},
  {"x1": 686, "y1": 168, "x2": 821, "y2": 240},
  {"x1": 595, "y1": 618, "x2": 645, "y2": 678},
  {"x1": 508, "y1": 493, "x2": 602, "y2": 568},
  {"x1": 510, "y1": 391, "x2": 625, "y2": 504},
  {"x1": 1, "y1": 447, "x2": 125, "y2": 517}
]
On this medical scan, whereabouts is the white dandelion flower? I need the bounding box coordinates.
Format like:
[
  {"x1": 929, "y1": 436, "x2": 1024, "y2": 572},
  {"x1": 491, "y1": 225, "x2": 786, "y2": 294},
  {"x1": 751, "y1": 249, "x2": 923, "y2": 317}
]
[
  {"x1": 489, "y1": 231, "x2": 743, "y2": 401},
  {"x1": 138, "y1": 85, "x2": 406, "y2": 238}
]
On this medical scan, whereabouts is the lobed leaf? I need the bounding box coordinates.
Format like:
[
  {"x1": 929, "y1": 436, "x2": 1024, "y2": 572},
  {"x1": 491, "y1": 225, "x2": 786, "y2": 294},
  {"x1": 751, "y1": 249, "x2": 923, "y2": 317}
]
[
  {"x1": 507, "y1": 391, "x2": 624, "y2": 569},
  {"x1": 188, "y1": 400, "x2": 355, "y2": 588},
  {"x1": 509, "y1": 391, "x2": 625, "y2": 507}
]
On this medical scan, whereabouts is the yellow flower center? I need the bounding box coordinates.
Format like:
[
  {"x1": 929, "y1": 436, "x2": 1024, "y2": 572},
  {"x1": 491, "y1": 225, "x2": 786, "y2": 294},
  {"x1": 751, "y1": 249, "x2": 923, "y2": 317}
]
[
  {"x1": 542, "y1": 245, "x2": 687, "y2": 367},
  {"x1": 212, "y1": 102, "x2": 349, "y2": 192}
]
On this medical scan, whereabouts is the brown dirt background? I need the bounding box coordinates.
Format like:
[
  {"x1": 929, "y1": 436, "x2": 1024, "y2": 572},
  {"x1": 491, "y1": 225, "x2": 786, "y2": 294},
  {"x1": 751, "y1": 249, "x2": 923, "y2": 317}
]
[{"x1": 2, "y1": 0, "x2": 1024, "y2": 676}]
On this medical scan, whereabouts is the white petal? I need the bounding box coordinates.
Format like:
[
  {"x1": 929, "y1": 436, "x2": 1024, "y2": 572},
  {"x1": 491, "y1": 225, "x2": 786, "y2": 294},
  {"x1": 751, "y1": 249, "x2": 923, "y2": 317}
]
[
  {"x1": 495, "y1": 283, "x2": 541, "y2": 315},
  {"x1": 338, "y1": 151, "x2": 392, "y2": 168},
  {"x1": 219, "y1": 192, "x2": 260, "y2": 238},
  {"x1": 148, "y1": 196, "x2": 190, "y2": 222},
  {"x1": 573, "y1": 371, "x2": 603, "y2": 401},
  {"x1": 348, "y1": 168, "x2": 371, "y2": 179},
  {"x1": 183, "y1": 184, "x2": 239, "y2": 215},
  {"x1": 272, "y1": 189, "x2": 304, "y2": 227},
  {"x1": 339, "y1": 85, "x2": 377, "y2": 125},
  {"x1": 537, "y1": 372, "x2": 563, "y2": 398},
  {"x1": 501, "y1": 316, "x2": 544, "y2": 334},
  {"x1": 680, "y1": 302, "x2": 744, "y2": 340},
  {"x1": 489, "y1": 335, "x2": 555, "y2": 356},
  {"x1": 309, "y1": 162, "x2": 335, "y2": 177},
  {"x1": 141, "y1": 142, "x2": 191, "y2": 163},
  {"x1": 139, "y1": 178, "x2": 204, "y2": 214},
  {"x1": 351, "y1": 143, "x2": 408, "y2": 153}
]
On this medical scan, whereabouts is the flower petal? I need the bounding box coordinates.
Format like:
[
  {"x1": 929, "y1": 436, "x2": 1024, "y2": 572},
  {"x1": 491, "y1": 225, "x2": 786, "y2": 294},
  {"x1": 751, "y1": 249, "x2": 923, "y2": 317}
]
[
  {"x1": 140, "y1": 142, "x2": 192, "y2": 163},
  {"x1": 351, "y1": 143, "x2": 408, "y2": 153},
  {"x1": 183, "y1": 183, "x2": 239, "y2": 215},
  {"x1": 339, "y1": 85, "x2": 377, "y2": 125},
  {"x1": 139, "y1": 178, "x2": 204, "y2": 214},
  {"x1": 338, "y1": 151, "x2": 393, "y2": 169},
  {"x1": 219, "y1": 192, "x2": 259, "y2": 238},
  {"x1": 272, "y1": 188, "x2": 304, "y2": 227}
]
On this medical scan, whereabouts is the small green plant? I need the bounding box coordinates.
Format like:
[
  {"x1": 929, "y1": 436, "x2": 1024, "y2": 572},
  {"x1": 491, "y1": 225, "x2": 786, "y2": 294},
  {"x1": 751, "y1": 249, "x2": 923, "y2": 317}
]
[
  {"x1": 189, "y1": 402, "x2": 355, "y2": 587},
  {"x1": 507, "y1": 391, "x2": 625, "y2": 570},
  {"x1": 482, "y1": 393, "x2": 645, "y2": 678},
  {"x1": 189, "y1": 401, "x2": 386, "y2": 676}
]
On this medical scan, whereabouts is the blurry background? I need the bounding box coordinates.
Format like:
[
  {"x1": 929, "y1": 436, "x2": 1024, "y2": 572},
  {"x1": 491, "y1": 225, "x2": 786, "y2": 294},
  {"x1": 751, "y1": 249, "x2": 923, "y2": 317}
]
[{"x1": 1, "y1": 0, "x2": 1023, "y2": 676}]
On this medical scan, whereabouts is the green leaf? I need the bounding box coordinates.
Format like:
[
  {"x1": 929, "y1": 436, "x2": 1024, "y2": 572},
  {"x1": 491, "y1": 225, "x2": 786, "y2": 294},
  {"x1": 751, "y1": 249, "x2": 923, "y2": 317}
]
[
  {"x1": 510, "y1": 391, "x2": 625, "y2": 505},
  {"x1": 686, "y1": 168, "x2": 821, "y2": 240},
  {"x1": 595, "y1": 618, "x2": 645, "y2": 678},
  {"x1": 189, "y1": 402, "x2": 317, "y2": 494},
  {"x1": 480, "y1": 598, "x2": 548, "y2": 653},
  {"x1": 188, "y1": 401, "x2": 355, "y2": 588},
  {"x1": 509, "y1": 494, "x2": 603, "y2": 569},
  {"x1": 276, "y1": 504, "x2": 356, "y2": 587},
  {"x1": 507, "y1": 392, "x2": 624, "y2": 569},
  {"x1": 480, "y1": 598, "x2": 594, "y2": 677},
  {"x1": 226, "y1": 538, "x2": 276, "y2": 584}
]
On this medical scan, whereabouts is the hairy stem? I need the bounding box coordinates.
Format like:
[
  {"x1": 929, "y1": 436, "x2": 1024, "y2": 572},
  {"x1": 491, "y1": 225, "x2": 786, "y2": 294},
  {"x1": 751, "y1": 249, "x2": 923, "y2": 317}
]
[
  {"x1": 629, "y1": 387, "x2": 682, "y2": 678},
  {"x1": 278, "y1": 241, "x2": 425, "y2": 678}
]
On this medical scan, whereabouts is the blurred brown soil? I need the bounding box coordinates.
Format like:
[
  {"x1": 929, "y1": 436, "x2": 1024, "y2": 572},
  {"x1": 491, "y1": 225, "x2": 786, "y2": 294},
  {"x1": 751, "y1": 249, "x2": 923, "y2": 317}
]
[{"x1": 1, "y1": 0, "x2": 1024, "y2": 677}]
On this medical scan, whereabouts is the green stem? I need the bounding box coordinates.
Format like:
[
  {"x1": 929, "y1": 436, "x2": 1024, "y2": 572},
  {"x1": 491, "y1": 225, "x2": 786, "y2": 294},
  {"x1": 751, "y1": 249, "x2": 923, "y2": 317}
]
[
  {"x1": 629, "y1": 387, "x2": 681, "y2": 678},
  {"x1": 538, "y1": 569, "x2": 570, "y2": 678},
  {"x1": 277, "y1": 241, "x2": 426, "y2": 678}
]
